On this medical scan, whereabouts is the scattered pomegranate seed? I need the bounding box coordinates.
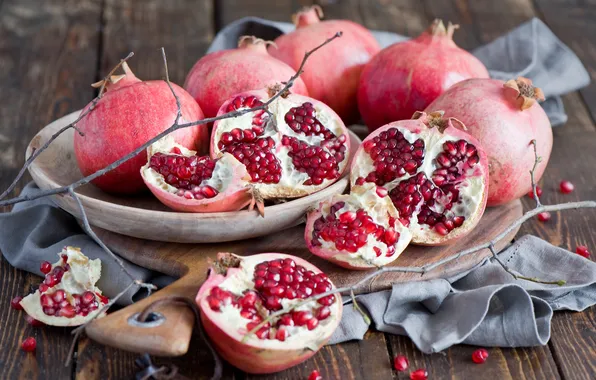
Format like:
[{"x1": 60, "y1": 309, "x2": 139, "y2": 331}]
[
  {"x1": 10, "y1": 296, "x2": 23, "y2": 310},
  {"x1": 40, "y1": 261, "x2": 52, "y2": 274},
  {"x1": 308, "y1": 369, "x2": 322, "y2": 380},
  {"x1": 25, "y1": 315, "x2": 44, "y2": 327},
  {"x1": 410, "y1": 368, "x2": 428, "y2": 380},
  {"x1": 527, "y1": 186, "x2": 543, "y2": 198},
  {"x1": 559, "y1": 180, "x2": 574, "y2": 194},
  {"x1": 537, "y1": 212, "x2": 551, "y2": 222},
  {"x1": 393, "y1": 354, "x2": 409, "y2": 371},
  {"x1": 21, "y1": 337, "x2": 37, "y2": 352},
  {"x1": 472, "y1": 348, "x2": 489, "y2": 364},
  {"x1": 576, "y1": 245, "x2": 591, "y2": 258}
]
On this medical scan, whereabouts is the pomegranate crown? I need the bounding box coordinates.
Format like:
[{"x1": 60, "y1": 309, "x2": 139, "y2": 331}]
[
  {"x1": 91, "y1": 61, "x2": 140, "y2": 96},
  {"x1": 503, "y1": 77, "x2": 545, "y2": 110},
  {"x1": 292, "y1": 5, "x2": 323, "y2": 26},
  {"x1": 237, "y1": 35, "x2": 277, "y2": 50},
  {"x1": 412, "y1": 111, "x2": 466, "y2": 133},
  {"x1": 426, "y1": 19, "x2": 459, "y2": 40}
]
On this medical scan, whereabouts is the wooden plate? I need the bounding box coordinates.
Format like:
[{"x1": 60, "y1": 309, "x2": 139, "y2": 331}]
[{"x1": 26, "y1": 111, "x2": 360, "y2": 243}]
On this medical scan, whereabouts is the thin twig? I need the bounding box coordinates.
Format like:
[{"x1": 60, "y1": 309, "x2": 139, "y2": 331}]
[
  {"x1": 97, "y1": 52, "x2": 135, "y2": 97},
  {"x1": 160, "y1": 48, "x2": 181, "y2": 125},
  {"x1": 529, "y1": 139, "x2": 543, "y2": 207},
  {"x1": 350, "y1": 289, "x2": 371, "y2": 325}
]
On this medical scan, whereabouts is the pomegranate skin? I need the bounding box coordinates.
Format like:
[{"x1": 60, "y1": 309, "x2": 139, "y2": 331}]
[
  {"x1": 196, "y1": 253, "x2": 342, "y2": 374},
  {"x1": 425, "y1": 78, "x2": 553, "y2": 206},
  {"x1": 270, "y1": 6, "x2": 380, "y2": 124},
  {"x1": 184, "y1": 36, "x2": 308, "y2": 118},
  {"x1": 74, "y1": 64, "x2": 207, "y2": 194},
  {"x1": 358, "y1": 20, "x2": 489, "y2": 131}
]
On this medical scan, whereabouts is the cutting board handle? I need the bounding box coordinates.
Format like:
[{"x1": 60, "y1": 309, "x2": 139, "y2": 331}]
[{"x1": 85, "y1": 270, "x2": 205, "y2": 356}]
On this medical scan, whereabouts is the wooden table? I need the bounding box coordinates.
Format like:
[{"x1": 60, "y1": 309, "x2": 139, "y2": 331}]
[{"x1": 1, "y1": 0, "x2": 595, "y2": 379}]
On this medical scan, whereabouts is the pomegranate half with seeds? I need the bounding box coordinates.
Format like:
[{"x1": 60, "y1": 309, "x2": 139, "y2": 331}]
[
  {"x1": 351, "y1": 112, "x2": 489, "y2": 245},
  {"x1": 141, "y1": 137, "x2": 253, "y2": 213},
  {"x1": 20, "y1": 247, "x2": 108, "y2": 326},
  {"x1": 211, "y1": 89, "x2": 350, "y2": 199},
  {"x1": 196, "y1": 252, "x2": 342, "y2": 374},
  {"x1": 305, "y1": 184, "x2": 412, "y2": 269}
]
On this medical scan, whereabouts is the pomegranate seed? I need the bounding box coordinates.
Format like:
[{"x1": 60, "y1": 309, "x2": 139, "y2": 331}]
[
  {"x1": 293, "y1": 311, "x2": 313, "y2": 326},
  {"x1": 81, "y1": 291, "x2": 96, "y2": 305},
  {"x1": 11, "y1": 296, "x2": 23, "y2": 310},
  {"x1": 394, "y1": 355, "x2": 409, "y2": 371},
  {"x1": 559, "y1": 180, "x2": 574, "y2": 194},
  {"x1": 410, "y1": 369, "x2": 428, "y2": 380},
  {"x1": 315, "y1": 306, "x2": 331, "y2": 320},
  {"x1": 537, "y1": 212, "x2": 551, "y2": 222},
  {"x1": 25, "y1": 315, "x2": 44, "y2": 327},
  {"x1": 308, "y1": 370, "x2": 323, "y2": 380},
  {"x1": 472, "y1": 348, "x2": 489, "y2": 364},
  {"x1": 21, "y1": 337, "x2": 36, "y2": 352},
  {"x1": 40, "y1": 294, "x2": 54, "y2": 308},
  {"x1": 527, "y1": 186, "x2": 543, "y2": 198},
  {"x1": 40, "y1": 261, "x2": 52, "y2": 274},
  {"x1": 276, "y1": 328, "x2": 289, "y2": 341},
  {"x1": 576, "y1": 245, "x2": 590, "y2": 258},
  {"x1": 376, "y1": 186, "x2": 388, "y2": 197},
  {"x1": 52, "y1": 289, "x2": 66, "y2": 303},
  {"x1": 59, "y1": 304, "x2": 76, "y2": 318},
  {"x1": 38, "y1": 284, "x2": 49, "y2": 293}
]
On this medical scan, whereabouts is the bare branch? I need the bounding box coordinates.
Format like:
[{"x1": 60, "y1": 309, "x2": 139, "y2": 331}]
[
  {"x1": 160, "y1": 47, "x2": 181, "y2": 125},
  {"x1": 96, "y1": 52, "x2": 135, "y2": 97},
  {"x1": 529, "y1": 139, "x2": 542, "y2": 207}
]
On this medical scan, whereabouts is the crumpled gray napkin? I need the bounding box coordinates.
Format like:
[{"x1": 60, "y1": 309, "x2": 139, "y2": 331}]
[
  {"x1": 208, "y1": 16, "x2": 590, "y2": 126},
  {"x1": 0, "y1": 183, "x2": 173, "y2": 305},
  {"x1": 330, "y1": 235, "x2": 596, "y2": 353}
]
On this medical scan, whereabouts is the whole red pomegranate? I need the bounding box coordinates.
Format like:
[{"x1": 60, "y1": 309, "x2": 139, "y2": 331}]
[
  {"x1": 184, "y1": 36, "x2": 308, "y2": 118},
  {"x1": 358, "y1": 20, "x2": 489, "y2": 131},
  {"x1": 425, "y1": 77, "x2": 552, "y2": 206},
  {"x1": 269, "y1": 6, "x2": 380, "y2": 124},
  {"x1": 305, "y1": 184, "x2": 412, "y2": 269},
  {"x1": 196, "y1": 252, "x2": 342, "y2": 374},
  {"x1": 211, "y1": 89, "x2": 350, "y2": 199},
  {"x1": 74, "y1": 62, "x2": 207, "y2": 194},
  {"x1": 351, "y1": 112, "x2": 489, "y2": 245}
]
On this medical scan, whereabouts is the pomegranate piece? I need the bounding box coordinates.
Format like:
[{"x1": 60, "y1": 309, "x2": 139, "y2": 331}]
[
  {"x1": 527, "y1": 186, "x2": 543, "y2": 198},
  {"x1": 410, "y1": 369, "x2": 428, "y2": 380},
  {"x1": 560, "y1": 180, "x2": 574, "y2": 194},
  {"x1": 74, "y1": 62, "x2": 207, "y2": 194},
  {"x1": 21, "y1": 337, "x2": 37, "y2": 352},
  {"x1": 350, "y1": 112, "x2": 489, "y2": 246},
  {"x1": 472, "y1": 348, "x2": 489, "y2": 364},
  {"x1": 196, "y1": 252, "x2": 342, "y2": 374},
  {"x1": 11, "y1": 296, "x2": 23, "y2": 310},
  {"x1": 270, "y1": 6, "x2": 380, "y2": 124},
  {"x1": 141, "y1": 137, "x2": 254, "y2": 213},
  {"x1": 576, "y1": 245, "x2": 590, "y2": 258},
  {"x1": 211, "y1": 90, "x2": 350, "y2": 200},
  {"x1": 184, "y1": 35, "x2": 308, "y2": 118},
  {"x1": 308, "y1": 369, "x2": 323, "y2": 380},
  {"x1": 20, "y1": 247, "x2": 109, "y2": 327},
  {"x1": 537, "y1": 212, "x2": 551, "y2": 222},
  {"x1": 426, "y1": 77, "x2": 552, "y2": 206},
  {"x1": 305, "y1": 184, "x2": 412, "y2": 269},
  {"x1": 394, "y1": 355, "x2": 409, "y2": 371}
]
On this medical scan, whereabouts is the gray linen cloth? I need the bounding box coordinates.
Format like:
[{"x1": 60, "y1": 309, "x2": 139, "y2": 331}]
[{"x1": 1, "y1": 17, "x2": 593, "y2": 351}]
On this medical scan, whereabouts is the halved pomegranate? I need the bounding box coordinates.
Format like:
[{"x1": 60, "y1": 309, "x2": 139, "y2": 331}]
[
  {"x1": 141, "y1": 137, "x2": 254, "y2": 213},
  {"x1": 20, "y1": 247, "x2": 108, "y2": 327},
  {"x1": 211, "y1": 89, "x2": 351, "y2": 199},
  {"x1": 196, "y1": 252, "x2": 342, "y2": 374},
  {"x1": 305, "y1": 184, "x2": 412, "y2": 269},
  {"x1": 351, "y1": 112, "x2": 489, "y2": 245}
]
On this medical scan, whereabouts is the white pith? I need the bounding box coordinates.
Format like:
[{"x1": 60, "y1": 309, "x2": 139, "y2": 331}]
[
  {"x1": 213, "y1": 94, "x2": 349, "y2": 198},
  {"x1": 316, "y1": 185, "x2": 412, "y2": 267},
  {"x1": 351, "y1": 127, "x2": 485, "y2": 242},
  {"x1": 200, "y1": 254, "x2": 341, "y2": 350},
  {"x1": 20, "y1": 247, "x2": 106, "y2": 327}
]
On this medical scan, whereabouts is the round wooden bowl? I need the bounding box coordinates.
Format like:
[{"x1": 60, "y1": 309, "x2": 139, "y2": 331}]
[{"x1": 26, "y1": 111, "x2": 361, "y2": 243}]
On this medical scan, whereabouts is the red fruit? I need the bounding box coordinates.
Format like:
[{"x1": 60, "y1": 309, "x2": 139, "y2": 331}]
[
  {"x1": 359, "y1": 19, "x2": 489, "y2": 131},
  {"x1": 40, "y1": 261, "x2": 52, "y2": 274},
  {"x1": 211, "y1": 90, "x2": 350, "y2": 200},
  {"x1": 11, "y1": 296, "x2": 23, "y2": 310},
  {"x1": 410, "y1": 369, "x2": 428, "y2": 380},
  {"x1": 472, "y1": 348, "x2": 489, "y2": 364},
  {"x1": 426, "y1": 77, "x2": 552, "y2": 206},
  {"x1": 305, "y1": 184, "x2": 412, "y2": 269},
  {"x1": 560, "y1": 180, "x2": 574, "y2": 194},
  {"x1": 21, "y1": 337, "x2": 37, "y2": 352},
  {"x1": 394, "y1": 355, "x2": 409, "y2": 371},
  {"x1": 196, "y1": 252, "x2": 342, "y2": 374},
  {"x1": 576, "y1": 245, "x2": 590, "y2": 258},
  {"x1": 527, "y1": 186, "x2": 543, "y2": 198},
  {"x1": 20, "y1": 247, "x2": 109, "y2": 327},
  {"x1": 184, "y1": 36, "x2": 308, "y2": 118},
  {"x1": 74, "y1": 62, "x2": 207, "y2": 194},
  {"x1": 270, "y1": 6, "x2": 380, "y2": 124},
  {"x1": 308, "y1": 369, "x2": 323, "y2": 380},
  {"x1": 349, "y1": 112, "x2": 489, "y2": 246},
  {"x1": 537, "y1": 212, "x2": 551, "y2": 222},
  {"x1": 141, "y1": 138, "x2": 254, "y2": 213}
]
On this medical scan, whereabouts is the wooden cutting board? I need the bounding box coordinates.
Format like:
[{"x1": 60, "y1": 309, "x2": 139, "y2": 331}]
[{"x1": 85, "y1": 200, "x2": 523, "y2": 356}]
